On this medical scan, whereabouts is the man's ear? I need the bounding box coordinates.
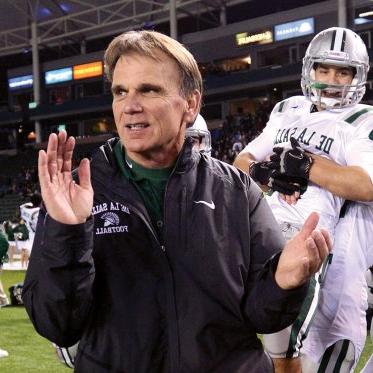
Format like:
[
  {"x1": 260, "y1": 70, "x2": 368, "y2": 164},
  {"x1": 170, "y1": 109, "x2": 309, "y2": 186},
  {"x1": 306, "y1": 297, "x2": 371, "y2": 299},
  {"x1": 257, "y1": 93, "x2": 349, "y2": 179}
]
[{"x1": 183, "y1": 90, "x2": 201, "y2": 125}]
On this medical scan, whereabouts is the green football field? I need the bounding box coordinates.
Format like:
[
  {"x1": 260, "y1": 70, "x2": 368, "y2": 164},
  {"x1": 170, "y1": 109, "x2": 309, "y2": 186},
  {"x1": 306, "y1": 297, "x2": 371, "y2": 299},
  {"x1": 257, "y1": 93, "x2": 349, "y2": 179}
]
[{"x1": 0, "y1": 270, "x2": 372, "y2": 372}]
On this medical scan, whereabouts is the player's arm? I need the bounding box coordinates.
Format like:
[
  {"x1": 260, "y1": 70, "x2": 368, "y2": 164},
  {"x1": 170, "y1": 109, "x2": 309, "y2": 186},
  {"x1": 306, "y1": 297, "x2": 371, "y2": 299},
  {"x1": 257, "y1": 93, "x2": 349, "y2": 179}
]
[
  {"x1": 233, "y1": 151, "x2": 257, "y2": 174},
  {"x1": 233, "y1": 151, "x2": 256, "y2": 173},
  {"x1": 308, "y1": 154, "x2": 373, "y2": 201},
  {"x1": 233, "y1": 125, "x2": 278, "y2": 192},
  {"x1": 310, "y1": 120, "x2": 373, "y2": 201},
  {"x1": 234, "y1": 151, "x2": 271, "y2": 192}
]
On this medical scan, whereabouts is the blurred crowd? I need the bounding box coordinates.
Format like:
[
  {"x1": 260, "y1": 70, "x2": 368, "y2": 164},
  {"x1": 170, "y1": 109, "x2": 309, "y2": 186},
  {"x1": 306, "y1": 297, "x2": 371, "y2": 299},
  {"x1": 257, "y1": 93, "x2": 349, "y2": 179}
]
[
  {"x1": 210, "y1": 102, "x2": 271, "y2": 164},
  {"x1": 0, "y1": 166, "x2": 39, "y2": 199}
]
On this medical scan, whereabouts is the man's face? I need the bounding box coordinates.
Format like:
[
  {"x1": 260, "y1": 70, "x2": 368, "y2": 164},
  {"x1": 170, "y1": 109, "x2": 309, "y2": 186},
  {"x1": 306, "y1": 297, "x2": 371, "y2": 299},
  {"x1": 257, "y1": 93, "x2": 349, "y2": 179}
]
[
  {"x1": 314, "y1": 63, "x2": 354, "y2": 99},
  {"x1": 111, "y1": 50, "x2": 200, "y2": 168}
]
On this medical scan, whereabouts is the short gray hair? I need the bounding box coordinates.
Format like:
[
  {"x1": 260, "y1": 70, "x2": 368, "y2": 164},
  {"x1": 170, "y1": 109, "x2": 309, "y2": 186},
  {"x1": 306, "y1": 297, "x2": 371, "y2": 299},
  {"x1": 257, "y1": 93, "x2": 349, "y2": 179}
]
[{"x1": 104, "y1": 30, "x2": 202, "y2": 99}]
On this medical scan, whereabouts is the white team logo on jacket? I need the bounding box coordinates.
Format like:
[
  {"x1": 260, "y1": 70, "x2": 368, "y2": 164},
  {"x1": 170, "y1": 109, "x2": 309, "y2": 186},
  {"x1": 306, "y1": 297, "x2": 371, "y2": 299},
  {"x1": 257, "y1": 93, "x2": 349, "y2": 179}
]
[
  {"x1": 101, "y1": 212, "x2": 120, "y2": 227},
  {"x1": 93, "y1": 202, "x2": 130, "y2": 235}
]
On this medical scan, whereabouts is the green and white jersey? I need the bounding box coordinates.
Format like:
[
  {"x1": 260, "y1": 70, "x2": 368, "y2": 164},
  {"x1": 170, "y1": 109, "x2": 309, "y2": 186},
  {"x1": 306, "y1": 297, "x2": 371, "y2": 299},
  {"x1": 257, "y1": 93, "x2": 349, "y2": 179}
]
[
  {"x1": 303, "y1": 203, "x2": 373, "y2": 367},
  {"x1": 20, "y1": 202, "x2": 40, "y2": 242},
  {"x1": 243, "y1": 96, "x2": 373, "y2": 235}
]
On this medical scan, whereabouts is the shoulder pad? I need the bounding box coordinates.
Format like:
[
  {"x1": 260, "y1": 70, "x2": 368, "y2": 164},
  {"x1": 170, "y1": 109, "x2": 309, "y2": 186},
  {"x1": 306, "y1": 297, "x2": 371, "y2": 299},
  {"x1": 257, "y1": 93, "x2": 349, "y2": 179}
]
[
  {"x1": 344, "y1": 106, "x2": 373, "y2": 126},
  {"x1": 273, "y1": 99, "x2": 289, "y2": 113}
]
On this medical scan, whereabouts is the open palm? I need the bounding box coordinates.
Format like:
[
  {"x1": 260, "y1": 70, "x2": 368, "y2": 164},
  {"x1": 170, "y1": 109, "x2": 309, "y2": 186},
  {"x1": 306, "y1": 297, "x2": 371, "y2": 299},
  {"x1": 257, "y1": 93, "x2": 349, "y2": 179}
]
[{"x1": 38, "y1": 131, "x2": 93, "y2": 224}]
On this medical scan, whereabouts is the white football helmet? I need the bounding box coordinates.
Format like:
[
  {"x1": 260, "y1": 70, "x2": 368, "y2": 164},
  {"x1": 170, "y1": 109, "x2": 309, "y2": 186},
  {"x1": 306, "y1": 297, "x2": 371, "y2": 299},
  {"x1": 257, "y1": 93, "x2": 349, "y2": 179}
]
[
  {"x1": 301, "y1": 27, "x2": 369, "y2": 110},
  {"x1": 186, "y1": 114, "x2": 212, "y2": 155}
]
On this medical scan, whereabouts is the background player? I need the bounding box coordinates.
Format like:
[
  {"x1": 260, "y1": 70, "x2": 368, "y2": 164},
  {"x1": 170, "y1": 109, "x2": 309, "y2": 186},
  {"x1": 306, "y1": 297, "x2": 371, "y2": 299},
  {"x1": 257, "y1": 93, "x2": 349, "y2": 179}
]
[
  {"x1": 19, "y1": 193, "x2": 41, "y2": 268},
  {"x1": 185, "y1": 113, "x2": 211, "y2": 155},
  {"x1": 234, "y1": 27, "x2": 373, "y2": 372},
  {"x1": 301, "y1": 202, "x2": 373, "y2": 372}
]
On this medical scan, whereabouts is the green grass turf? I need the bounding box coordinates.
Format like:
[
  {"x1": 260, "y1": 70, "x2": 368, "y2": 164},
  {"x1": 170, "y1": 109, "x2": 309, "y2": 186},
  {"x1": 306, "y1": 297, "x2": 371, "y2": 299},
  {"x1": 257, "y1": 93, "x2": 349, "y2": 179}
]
[
  {"x1": 0, "y1": 270, "x2": 68, "y2": 372},
  {"x1": 0, "y1": 270, "x2": 372, "y2": 372}
]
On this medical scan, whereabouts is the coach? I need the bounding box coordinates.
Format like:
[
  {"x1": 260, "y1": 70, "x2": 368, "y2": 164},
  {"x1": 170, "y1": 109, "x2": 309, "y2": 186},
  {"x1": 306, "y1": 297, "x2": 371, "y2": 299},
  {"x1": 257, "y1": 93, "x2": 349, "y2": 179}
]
[{"x1": 23, "y1": 30, "x2": 331, "y2": 372}]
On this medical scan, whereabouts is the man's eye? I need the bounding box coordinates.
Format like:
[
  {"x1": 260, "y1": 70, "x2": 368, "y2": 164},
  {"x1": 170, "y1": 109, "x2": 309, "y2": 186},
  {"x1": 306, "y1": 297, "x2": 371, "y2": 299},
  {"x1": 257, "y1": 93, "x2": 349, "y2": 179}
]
[
  {"x1": 112, "y1": 88, "x2": 126, "y2": 97},
  {"x1": 141, "y1": 86, "x2": 160, "y2": 95}
]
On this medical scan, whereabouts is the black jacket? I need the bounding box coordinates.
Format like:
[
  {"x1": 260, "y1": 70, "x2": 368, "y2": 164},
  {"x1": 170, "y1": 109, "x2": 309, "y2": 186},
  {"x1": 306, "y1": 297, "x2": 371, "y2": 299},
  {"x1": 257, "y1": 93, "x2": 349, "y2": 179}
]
[{"x1": 23, "y1": 138, "x2": 308, "y2": 373}]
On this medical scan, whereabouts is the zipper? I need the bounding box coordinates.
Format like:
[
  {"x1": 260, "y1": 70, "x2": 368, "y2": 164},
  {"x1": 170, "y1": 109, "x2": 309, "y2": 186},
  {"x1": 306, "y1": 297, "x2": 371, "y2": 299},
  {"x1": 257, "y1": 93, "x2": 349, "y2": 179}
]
[{"x1": 162, "y1": 168, "x2": 188, "y2": 373}]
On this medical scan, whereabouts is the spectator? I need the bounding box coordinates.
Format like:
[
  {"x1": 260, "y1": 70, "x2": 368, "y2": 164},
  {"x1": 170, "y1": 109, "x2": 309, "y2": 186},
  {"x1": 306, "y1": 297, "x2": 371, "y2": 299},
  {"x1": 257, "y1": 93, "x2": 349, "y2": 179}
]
[
  {"x1": 3, "y1": 220, "x2": 16, "y2": 267},
  {"x1": 13, "y1": 218, "x2": 29, "y2": 269}
]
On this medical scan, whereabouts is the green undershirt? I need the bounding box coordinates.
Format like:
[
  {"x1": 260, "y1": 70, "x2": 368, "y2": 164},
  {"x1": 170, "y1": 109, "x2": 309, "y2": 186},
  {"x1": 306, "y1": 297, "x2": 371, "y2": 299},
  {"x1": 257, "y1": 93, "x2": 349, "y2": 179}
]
[{"x1": 113, "y1": 141, "x2": 173, "y2": 237}]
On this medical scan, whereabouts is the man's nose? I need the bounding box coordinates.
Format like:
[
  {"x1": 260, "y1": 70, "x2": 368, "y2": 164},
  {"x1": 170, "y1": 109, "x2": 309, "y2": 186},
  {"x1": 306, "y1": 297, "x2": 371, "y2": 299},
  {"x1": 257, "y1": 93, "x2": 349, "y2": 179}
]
[
  {"x1": 123, "y1": 92, "x2": 143, "y2": 114},
  {"x1": 328, "y1": 72, "x2": 340, "y2": 85}
]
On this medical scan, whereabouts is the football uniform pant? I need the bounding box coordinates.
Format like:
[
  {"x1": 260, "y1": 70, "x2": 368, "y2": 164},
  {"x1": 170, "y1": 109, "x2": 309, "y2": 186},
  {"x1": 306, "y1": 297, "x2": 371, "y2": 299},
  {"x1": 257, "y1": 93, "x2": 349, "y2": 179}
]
[
  {"x1": 263, "y1": 220, "x2": 332, "y2": 358},
  {"x1": 301, "y1": 339, "x2": 355, "y2": 373}
]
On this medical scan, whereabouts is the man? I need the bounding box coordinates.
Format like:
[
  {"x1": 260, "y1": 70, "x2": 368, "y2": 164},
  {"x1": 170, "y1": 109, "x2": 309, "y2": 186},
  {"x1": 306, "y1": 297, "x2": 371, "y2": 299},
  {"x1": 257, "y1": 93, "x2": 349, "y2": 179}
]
[
  {"x1": 185, "y1": 113, "x2": 211, "y2": 155},
  {"x1": 13, "y1": 218, "x2": 29, "y2": 269},
  {"x1": 23, "y1": 30, "x2": 331, "y2": 372},
  {"x1": 52, "y1": 114, "x2": 211, "y2": 370},
  {"x1": 19, "y1": 193, "x2": 41, "y2": 269},
  {"x1": 0, "y1": 229, "x2": 10, "y2": 358},
  {"x1": 3, "y1": 220, "x2": 16, "y2": 267},
  {"x1": 234, "y1": 27, "x2": 373, "y2": 372},
  {"x1": 0, "y1": 229, "x2": 9, "y2": 308},
  {"x1": 301, "y1": 202, "x2": 373, "y2": 372}
]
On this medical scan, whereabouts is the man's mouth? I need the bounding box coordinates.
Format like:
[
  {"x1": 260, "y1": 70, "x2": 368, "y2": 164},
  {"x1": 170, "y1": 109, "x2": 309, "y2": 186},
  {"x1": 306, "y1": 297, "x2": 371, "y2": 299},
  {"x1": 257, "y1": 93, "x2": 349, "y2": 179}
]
[
  {"x1": 322, "y1": 91, "x2": 342, "y2": 98},
  {"x1": 125, "y1": 123, "x2": 149, "y2": 130}
]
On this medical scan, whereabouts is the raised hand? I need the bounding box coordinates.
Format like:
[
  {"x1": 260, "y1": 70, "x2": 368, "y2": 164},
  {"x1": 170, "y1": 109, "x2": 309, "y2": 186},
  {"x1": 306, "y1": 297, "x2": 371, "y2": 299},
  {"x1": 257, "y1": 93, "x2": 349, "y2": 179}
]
[
  {"x1": 38, "y1": 131, "x2": 94, "y2": 224},
  {"x1": 275, "y1": 212, "x2": 332, "y2": 290}
]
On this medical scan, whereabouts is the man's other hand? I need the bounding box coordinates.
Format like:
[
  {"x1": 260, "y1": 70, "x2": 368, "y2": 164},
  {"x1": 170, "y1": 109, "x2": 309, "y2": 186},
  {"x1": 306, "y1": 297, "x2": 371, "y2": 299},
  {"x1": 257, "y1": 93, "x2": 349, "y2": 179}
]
[{"x1": 275, "y1": 212, "x2": 332, "y2": 290}]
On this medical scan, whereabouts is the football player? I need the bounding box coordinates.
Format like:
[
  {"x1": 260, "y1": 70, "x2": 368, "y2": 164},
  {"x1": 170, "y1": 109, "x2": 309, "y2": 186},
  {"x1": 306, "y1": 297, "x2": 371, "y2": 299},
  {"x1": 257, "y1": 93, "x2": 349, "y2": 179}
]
[
  {"x1": 234, "y1": 27, "x2": 373, "y2": 372},
  {"x1": 19, "y1": 193, "x2": 41, "y2": 268},
  {"x1": 185, "y1": 114, "x2": 212, "y2": 155},
  {"x1": 301, "y1": 202, "x2": 373, "y2": 372}
]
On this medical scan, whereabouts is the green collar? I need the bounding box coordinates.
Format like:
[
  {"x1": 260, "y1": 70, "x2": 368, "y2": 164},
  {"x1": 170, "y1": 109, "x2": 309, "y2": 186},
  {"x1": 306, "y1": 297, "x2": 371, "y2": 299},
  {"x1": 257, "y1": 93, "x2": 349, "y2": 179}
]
[{"x1": 113, "y1": 141, "x2": 173, "y2": 181}]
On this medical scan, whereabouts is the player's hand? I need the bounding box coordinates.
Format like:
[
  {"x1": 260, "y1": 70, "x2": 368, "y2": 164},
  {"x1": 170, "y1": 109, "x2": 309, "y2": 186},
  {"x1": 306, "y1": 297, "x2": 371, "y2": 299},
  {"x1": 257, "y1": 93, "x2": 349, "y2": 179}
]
[
  {"x1": 248, "y1": 161, "x2": 273, "y2": 186},
  {"x1": 268, "y1": 173, "x2": 307, "y2": 197},
  {"x1": 38, "y1": 131, "x2": 93, "y2": 224},
  {"x1": 269, "y1": 137, "x2": 313, "y2": 194},
  {"x1": 275, "y1": 212, "x2": 332, "y2": 290},
  {"x1": 278, "y1": 191, "x2": 301, "y2": 205}
]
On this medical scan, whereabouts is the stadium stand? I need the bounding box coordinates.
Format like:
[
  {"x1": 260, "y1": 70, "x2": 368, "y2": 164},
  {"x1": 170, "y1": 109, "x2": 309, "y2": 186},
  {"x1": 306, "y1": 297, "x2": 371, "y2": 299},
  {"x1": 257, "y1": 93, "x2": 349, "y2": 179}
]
[{"x1": 0, "y1": 195, "x2": 24, "y2": 222}]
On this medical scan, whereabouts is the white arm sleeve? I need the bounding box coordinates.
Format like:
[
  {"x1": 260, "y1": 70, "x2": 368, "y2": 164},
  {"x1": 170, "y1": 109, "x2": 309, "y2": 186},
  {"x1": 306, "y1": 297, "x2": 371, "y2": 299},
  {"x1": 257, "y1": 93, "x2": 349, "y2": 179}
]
[{"x1": 241, "y1": 131, "x2": 274, "y2": 161}]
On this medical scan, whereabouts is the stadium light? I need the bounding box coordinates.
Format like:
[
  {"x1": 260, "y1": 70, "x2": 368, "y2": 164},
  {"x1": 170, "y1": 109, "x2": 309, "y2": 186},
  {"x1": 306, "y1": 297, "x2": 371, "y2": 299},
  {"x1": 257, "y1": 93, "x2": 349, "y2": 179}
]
[{"x1": 359, "y1": 11, "x2": 373, "y2": 17}]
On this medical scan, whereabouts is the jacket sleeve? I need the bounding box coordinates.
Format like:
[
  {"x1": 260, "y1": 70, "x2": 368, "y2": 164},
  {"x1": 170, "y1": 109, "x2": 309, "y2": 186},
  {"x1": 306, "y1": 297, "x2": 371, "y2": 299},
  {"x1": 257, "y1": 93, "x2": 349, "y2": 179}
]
[
  {"x1": 243, "y1": 180, "x2": 309, "y2": 334},
  {"x1": 22, "y1": 209, "x2": 95, "y2": 347}
]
